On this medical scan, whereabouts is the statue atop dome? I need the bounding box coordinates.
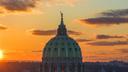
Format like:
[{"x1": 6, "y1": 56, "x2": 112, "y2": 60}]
[
  {"x1": 60, "y1": 11, "x2": 64, "y2": 25},
  {"x1": 57, "y1": 11, "x2": 68, "y2": 36}
]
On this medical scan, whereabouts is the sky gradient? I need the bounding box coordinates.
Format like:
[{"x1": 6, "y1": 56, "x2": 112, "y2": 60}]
[{"x1": 0, "y1": 0, "x2": 128, "y2": 62}]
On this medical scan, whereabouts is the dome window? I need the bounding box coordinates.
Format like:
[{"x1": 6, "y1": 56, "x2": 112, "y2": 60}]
[
  {"x1": 69, "y1": 48, "x2": 72, "y2": 51},
  {"x1": 61, "y1": 48, "x2": 66, "y2": 57},
  {"x1": 54, "y1": 48, "x2": 58, "y2": 51},
  {"x1": 73, "y1": 43, "x2": 76, "y2": 45},
  {"x1": 62, "y1": 48, "x2": 65, "y2": 51},
  {"x1": 75, "y1": 48, "x2": 77, "y2": 51}
]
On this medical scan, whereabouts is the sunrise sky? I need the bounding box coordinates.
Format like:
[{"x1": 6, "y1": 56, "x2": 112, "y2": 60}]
[{"x1": 0, "y1": 0, "x2": 128, "y2": 62}]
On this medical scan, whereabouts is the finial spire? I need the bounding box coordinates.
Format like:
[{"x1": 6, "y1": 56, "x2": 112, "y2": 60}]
[
  {"x1": 60, "y1": 11, "x2": 64, "y2": 25},
  {"x1": 57, "y1": 11, "x2": 68, "y2": 36},
  {"x1": 60, "y1": 11, "x2": 63, "y2": 19}
]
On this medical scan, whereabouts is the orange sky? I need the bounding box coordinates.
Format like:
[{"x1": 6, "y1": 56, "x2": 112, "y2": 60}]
[{"x1": 0, "y1": 0, "x2": 128, "y2": 62}]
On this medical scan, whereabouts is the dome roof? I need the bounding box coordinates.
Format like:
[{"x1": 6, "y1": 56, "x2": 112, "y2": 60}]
[
  {"x1": 43, "y1": 36, "x2": 82, "y2": 58},
  {"x1": 42, "y1": 12, "x2": 82, "y2": 63}
]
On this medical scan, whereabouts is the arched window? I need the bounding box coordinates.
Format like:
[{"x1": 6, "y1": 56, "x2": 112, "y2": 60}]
[
  {"x1": 62, "y1": 48, "x2": 65, "y2": 51},
  {"x1": 54, "y1": 48, "x2": 58, "y2": 51},
  {"x1": 54, "y1": 48, "x2": 58, "y2": 57},
  {"x1": 69, "y1": 48, "x2": 72, "y2": 51},
  {"x1": 68, "y1": 48, "x2": 73, "y2": 57},
  {"x1": 61, "y1": 48, "x2": 66, "y2": 57},
  {"x1": 75, "y1": 48, "x2": 77, "y2": 51},
  {"x1": 73, "y1": 42, "x2": 76, "y2": 45}
]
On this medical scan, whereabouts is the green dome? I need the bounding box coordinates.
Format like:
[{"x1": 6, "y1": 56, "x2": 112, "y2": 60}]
[
  {"x1": 42, "y1": 12, "x2": 82, "y2": 63},
  {"x1": 43, "y1": 36, "x2": 82, "y2": 58}
]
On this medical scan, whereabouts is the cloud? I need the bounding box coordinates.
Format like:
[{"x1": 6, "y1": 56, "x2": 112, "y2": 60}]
[
  {"x1": 43, "y1": 0, "x2": 77, "y2": 6},
  {"x1": 32, "y1": 50, "x2": 41, "y2": 53},
  {"x1": 96, "y1": 34, "x2": 125, "y2": 39},
  {"x1": 117, "y1": 48, "x2": 128, "y2": 54},
  {"x1": 31, "y1": 30, "x2": 55, "y2": 35},
  {"x1": 68, "y1": 30, "x2": 82, "y2": 35},
  {"x1": 0, "y1": 0, "x2": 78, "y2": 14},
  {"x1": 101, "y1": 9, "x2": 128, "y2": 17},
  {"x1": 84, "y1": 56, "x2": 128, "y2": 62},
  {"x1": 80, "y1": 17, "x2": 128, "y2": 25},
  {"x1": 76, "y1": 38, "x2": 93, "y2": 42},
  {"x1": 80, "y1": 8, "x2": 128, "y2": 25},
  {"x1": 95, "y1": 51, "x2": 116, "y2": 55},
  {"x1": 30, "y1": 29, "x2": 82, "y2": 36},
  {"x1": 0, "y1": 0, "x2": 39, "y2": 12},
  {"x1": 4, "y1": 50, "x2": 41, "y2": 55},
  {"x1": 88, "y1": 40, "x2": 128, "y2": 46},
  {"x1": 0, "y1": 25, "x2": 7, "y2": 30}
]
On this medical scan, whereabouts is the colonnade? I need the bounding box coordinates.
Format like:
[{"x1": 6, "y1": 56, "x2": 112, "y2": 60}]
[{"x1": 41, "y1": 63, "x2": 84, "y2": 72}]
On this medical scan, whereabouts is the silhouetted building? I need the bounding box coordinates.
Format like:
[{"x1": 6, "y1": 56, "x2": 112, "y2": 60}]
[
  {"x1": 41, "y1": 12, "x2": 84, "y2": 72},
  {"x1": 100, "y1": 67, "x2": 106, "y2": 72}
]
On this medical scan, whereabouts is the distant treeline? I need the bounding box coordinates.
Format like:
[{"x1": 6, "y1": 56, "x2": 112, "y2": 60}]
[
  {"x1": 84, "y1": 61, "x2": 128, "y2": 72},
  {"x1": 0, "y1": 61, "x2": 40, "y2": 72},
  {"x1": 0, "y1": 61, "x2": 127, "y2": 72}
]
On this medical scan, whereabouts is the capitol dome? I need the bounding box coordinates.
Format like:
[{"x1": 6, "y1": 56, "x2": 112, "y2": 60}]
[{"x1": 42, "y1": 12, "x2": 82, "y2": 63}]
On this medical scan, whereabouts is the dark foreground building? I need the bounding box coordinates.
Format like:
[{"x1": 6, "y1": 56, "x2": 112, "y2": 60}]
[{"x1": 41, "y1": 12, "x2": 85, "y2": 72}]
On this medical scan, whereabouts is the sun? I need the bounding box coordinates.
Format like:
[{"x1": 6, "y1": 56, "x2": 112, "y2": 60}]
[{"x1": 0, "y1": 50, "x2": 4, "y2": 59}]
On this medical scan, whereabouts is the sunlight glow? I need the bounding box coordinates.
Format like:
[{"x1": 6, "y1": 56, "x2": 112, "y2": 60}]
[{"x1": 0, "y1": 50, "x2": 4, "y2": 60}]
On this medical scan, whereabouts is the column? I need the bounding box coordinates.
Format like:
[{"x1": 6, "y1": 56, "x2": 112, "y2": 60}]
[
  {"x1": 56, "y1": 64, "x2": 61, "y2": 72},
  {"x1": 80, "y1": 63, "x2": 83, "y2": 72},
  {"x1": 75, "y1": 63, "x2": 78, "y2": 72},
  {"x1": 49, "y1": 63, "x2": 52, "y2": 72},
  {"x1": 65, "y1": 63, "x2": 69, "y2": 72},
  {"x1": 51, "y1": 63, "x2": 54, "y2": 72}
]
